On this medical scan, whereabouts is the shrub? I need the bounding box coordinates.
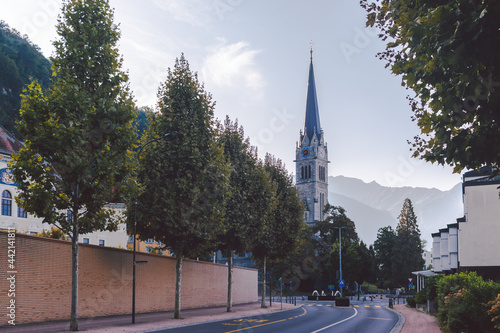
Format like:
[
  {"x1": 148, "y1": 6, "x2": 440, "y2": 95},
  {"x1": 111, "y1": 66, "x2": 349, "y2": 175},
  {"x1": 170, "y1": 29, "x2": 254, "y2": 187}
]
[
  {"x1": 414, "y1": 290, "x2": 427, "y2": 304},
  {"x1": 335, "y1": 297, "x2": 350, "y2": 307},
  {"x1": 406, "y1": 297, "x2": 416, "y2": 308},
  {"x1": 437, "y1": 272, "x2": 500, "y2": 333},
  {"x1": 488, "y1": 293, "x2": 500, "y2": 330}
]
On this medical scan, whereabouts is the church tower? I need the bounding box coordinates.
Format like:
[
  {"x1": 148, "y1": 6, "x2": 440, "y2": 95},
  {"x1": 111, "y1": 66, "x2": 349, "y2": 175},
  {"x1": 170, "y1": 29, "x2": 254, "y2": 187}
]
[{"x1": 295, "y1": 49, "x2": 329, "y2": 224}]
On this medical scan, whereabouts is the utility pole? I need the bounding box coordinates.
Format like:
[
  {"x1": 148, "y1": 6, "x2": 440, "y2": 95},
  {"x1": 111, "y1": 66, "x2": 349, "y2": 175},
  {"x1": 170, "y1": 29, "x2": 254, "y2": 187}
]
[{"x1": 334, "y1": 226, "x2": 345, "y2": 297}]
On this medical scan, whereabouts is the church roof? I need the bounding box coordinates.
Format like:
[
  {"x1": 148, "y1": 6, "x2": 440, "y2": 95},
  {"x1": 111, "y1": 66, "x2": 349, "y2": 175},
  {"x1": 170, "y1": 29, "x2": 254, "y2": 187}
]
[
  {"x1": 0, "y1": 126, "x2": 24, "y2": 156},
  {"x1": 303, "y1": 56, "x2": 322, "y2": 141}
]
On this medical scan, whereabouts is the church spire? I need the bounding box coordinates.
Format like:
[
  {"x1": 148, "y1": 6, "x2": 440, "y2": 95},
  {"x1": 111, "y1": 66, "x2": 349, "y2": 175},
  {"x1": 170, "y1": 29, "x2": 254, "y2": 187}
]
[{"x1": 304, "y1": 46, "x2": 321, "y2": 141}]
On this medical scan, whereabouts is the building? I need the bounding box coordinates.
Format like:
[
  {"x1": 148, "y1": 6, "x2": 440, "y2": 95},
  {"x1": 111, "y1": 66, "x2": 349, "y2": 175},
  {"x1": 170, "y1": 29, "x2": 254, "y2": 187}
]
[
  {"x1": 422, "y1": 250, "x2": 433, "y2": 270},
  {"x1": 429, "y1": 167, "x2": 500, "y2": 279},
  {"x1": 0, "y1": 126, "x2": 128, "y2": 248},
  {"x1": 295, "y1": 49, "x2": 329, "y2": 224}
]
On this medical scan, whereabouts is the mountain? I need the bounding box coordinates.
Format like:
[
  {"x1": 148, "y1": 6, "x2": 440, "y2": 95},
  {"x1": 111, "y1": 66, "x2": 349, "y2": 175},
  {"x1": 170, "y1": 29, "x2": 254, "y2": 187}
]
[
  {"x1": 328, "y1": 175, "x2": 463, "y2": 248},
  {"x1": 0, "y1": 21, "x2": 51, "y2": 136}
]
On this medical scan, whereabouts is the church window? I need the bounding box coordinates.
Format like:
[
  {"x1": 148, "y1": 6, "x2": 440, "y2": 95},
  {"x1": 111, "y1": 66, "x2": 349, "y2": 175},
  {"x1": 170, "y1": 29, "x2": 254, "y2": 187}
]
[
  {"x1": 2, "y1": 190, "x2": 12, "y2": 216},
  {"x1": 308, "y1": 165, "x2": 311, "y2": 179}
]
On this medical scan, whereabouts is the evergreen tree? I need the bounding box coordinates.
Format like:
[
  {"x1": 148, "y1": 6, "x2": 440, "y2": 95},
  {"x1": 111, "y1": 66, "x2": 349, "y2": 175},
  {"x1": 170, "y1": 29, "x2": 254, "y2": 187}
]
[
  {"x1": 10, "y1": 0, "x2": 136, "y2": 330},
  {"x1": 374, "y1": 226, "x2": 396, "y2": 288},
  {"x1": 133, "y1": 54, "x2": 230, "y2": 319},
  {"x1": 391, "y1": 198, "x2": 425, "y2": 287}
]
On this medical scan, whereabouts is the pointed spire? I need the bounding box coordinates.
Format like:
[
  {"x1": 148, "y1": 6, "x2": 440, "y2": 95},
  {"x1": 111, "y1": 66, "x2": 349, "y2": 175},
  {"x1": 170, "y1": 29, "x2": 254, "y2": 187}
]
[{"x1": 304, "y1": 46, "x2": 321, "y2": 142}]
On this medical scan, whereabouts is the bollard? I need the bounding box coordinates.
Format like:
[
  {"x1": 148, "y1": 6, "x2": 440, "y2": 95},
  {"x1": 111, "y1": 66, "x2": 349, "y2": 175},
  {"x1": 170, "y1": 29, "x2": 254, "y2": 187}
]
[{"x1": 389, "y1": 298, "x2": 393, "y2": 309}]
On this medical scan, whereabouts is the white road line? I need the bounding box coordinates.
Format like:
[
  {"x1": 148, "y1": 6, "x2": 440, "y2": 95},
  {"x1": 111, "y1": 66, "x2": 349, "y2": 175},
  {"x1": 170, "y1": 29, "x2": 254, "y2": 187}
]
[{"x1": 309, "y1": 307, "x2": 358, "y2": 333}]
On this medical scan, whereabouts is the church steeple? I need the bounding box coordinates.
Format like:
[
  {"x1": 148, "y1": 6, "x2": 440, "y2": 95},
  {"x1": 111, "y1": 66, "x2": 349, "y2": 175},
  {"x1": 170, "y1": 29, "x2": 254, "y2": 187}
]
[
  {"x1": 303, "y1": 51, "x2": 322, "y2": 141},
  {"x1": 295, "y1": 46, "x2": 329, "y2": 225}
]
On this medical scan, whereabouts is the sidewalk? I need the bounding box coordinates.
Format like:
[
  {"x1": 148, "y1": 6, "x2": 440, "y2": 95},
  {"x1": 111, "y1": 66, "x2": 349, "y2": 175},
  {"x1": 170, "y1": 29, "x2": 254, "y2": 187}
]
[
  {"x1": 393, "y1": 304, "x2": 442, "y2": 333},
  {"x1": 0, "y1": 302, "x2": 296, "y2": 333}
]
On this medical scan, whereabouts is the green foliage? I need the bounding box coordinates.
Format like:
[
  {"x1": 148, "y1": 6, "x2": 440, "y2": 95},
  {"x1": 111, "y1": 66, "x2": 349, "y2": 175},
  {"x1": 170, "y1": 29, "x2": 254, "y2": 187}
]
[
  {"x1": 488, "y1": 293, "x2": 500, "y2": 330},
  {"x1": 362, "y1": 0, "x2": 500, "y2": 173},
  {"x1": 11, "y1": 0, "x2": 135, "y2": 237},
  {"x1": 37, "y1": 227, "x2": 68, "y2": 240},
  {"x1": 391, "y1": 199, "x2": 424, "y2": 287},
  {"x1": 374, "y1": 226, "x2": 396, "y2": 288},
  {"x1": 134, "y1": 53, "x2": 230, "y2": 258},
  {"x1": 406, "y1": 297, "x2": 416, "y2": 308},
  {"x1": 217, "y1": 116, "x2": 272, "y2": 255},
  {"x1": 437, "y1": 272, "x2": 500, "y2": 333},
  {"x1": 0, "y1": 21, "x2": 51, "y2": 136}
]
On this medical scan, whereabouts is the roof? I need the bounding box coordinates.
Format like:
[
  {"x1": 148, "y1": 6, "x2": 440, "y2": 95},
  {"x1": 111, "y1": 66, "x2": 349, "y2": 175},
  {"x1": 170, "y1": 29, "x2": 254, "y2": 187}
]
[
  {"x1": 0, "y1": 126, "x2": 24, "y2": 156},
  {"x1": 412, "y1": 270, "x2": 439, "y2": 277},
  {"x1": 303, "y1": 57, "x2": 322, "y2": 141}
]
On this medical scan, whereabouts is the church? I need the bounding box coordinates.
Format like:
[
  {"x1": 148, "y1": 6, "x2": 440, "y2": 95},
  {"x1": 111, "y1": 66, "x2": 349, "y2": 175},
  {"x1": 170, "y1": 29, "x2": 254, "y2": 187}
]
[{"x1": 295, "y1": 49, "x2": 329, "y2": 224}]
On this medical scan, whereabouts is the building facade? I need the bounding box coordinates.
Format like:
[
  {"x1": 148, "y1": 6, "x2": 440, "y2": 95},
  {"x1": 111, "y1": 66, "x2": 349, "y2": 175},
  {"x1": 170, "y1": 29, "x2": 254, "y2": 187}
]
[
  {"x1": 295, "y1": 51, "x2": 329, "y2": 224},
  {"x1": 0, "y1": 126, "x2": 128, "y2": 248},
  {"x1": 430, "y1": 167, "x2": 500, "y2": 278}
]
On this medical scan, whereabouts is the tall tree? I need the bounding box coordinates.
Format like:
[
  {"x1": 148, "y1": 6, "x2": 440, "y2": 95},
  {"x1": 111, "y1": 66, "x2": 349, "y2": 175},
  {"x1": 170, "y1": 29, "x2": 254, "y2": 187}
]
[
  {"x1": 134, "y1": 54, "x2": 230, "y2": 319},
  {"x1": 217, "y1": 117, "x2": 274, "y2": 312},
  {"x1": 362, "y1": 0, "x2": 500, "y2": 174},
  {"x1": 374, "y1": 226, "x2": 397, "y2": 288},
  {"x1": 391, "y1": 198, "x2": 424, "y2": 287},
  {"x1": 10, "y1": 0, "x2": 136, "y2": 330}
]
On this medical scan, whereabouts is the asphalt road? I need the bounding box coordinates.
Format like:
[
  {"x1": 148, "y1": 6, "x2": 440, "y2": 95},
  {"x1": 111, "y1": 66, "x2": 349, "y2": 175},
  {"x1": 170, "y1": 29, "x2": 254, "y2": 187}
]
[{"x1": 151, "y1": 297, "x2": 399, "y2": 333}]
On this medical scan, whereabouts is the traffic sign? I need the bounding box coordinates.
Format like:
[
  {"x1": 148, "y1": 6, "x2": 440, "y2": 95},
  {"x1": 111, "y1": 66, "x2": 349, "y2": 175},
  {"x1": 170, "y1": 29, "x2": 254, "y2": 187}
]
[
  {"x1": 409, "y1": 284, "x2": 413, "y2": 289},
  {"x1": 328, "y1": 284, "x2": 335, "y2": 290},
  {"x1": 339, "y1": 280, "x2": 345, "y2": 287}
]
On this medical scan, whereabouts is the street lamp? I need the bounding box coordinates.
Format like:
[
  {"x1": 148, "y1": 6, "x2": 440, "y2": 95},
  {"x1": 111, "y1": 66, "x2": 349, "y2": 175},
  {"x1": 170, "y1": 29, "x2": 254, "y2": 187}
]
[
  {"x1": 132, "y1": 131, "x2": 178, "y2": 324},
  {"x1": 334, "y1": 226, "x2": 345, "y2": 297}
]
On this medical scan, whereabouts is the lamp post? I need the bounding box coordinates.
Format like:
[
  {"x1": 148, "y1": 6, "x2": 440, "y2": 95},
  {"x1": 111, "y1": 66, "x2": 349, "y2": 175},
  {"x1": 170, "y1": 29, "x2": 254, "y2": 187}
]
[
  {"x1": 132, "y1": 131, "x2": 178, "y2": 324},
  {"x1": 334, "y1": 226, "x2": 345, "y2": 297}
]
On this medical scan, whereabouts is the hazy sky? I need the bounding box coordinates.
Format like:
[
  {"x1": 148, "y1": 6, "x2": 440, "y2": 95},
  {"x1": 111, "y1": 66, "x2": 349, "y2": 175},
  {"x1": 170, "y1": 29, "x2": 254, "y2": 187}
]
[{"x1": 1, "y1": 0, "x2": 463, "y2": 190}]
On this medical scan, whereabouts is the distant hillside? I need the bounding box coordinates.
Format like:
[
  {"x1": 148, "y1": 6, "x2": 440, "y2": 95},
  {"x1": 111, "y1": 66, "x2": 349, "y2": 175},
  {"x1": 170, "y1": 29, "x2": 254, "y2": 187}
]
[
  {"x1": 0, "y1": 21, "x2": 51, "y2": 136},
  {"x1": 328, "y1": 175, "x2": 463, "y2": 248}
]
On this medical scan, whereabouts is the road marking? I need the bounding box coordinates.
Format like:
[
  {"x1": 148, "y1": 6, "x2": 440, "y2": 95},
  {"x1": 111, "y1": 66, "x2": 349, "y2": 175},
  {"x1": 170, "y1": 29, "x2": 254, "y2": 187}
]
[
  {"x1": 309, "y1": 307, "x2": 358, "y2": 333},
  {"x1": 224, "y1": 319, "x2": 286, "y2": 332},
  {"x1": 365, "y1": 305, "x2": 370, "y2": 307},
  {"x1": 375, "y1": 306, "x2": 381, "y2": 308},
  {"x1": 224, "y1": 306, "x2": 307, "y2": 333},
  {"x1": 366, "y1": 317, "x2": 393, "y2": 320},
  {"x1": 353, "y1": 305, "x2": 359, "y2": 307},
  {"x1": 326, "y1": 304, "x2": 332, "y2": 307}
]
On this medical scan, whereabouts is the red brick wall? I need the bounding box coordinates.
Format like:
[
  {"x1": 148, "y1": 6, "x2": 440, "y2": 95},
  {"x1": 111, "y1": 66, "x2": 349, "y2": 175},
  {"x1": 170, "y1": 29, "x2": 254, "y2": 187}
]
[{"x1": 0, "y1": 231, "x2": 258, "y2": 325}]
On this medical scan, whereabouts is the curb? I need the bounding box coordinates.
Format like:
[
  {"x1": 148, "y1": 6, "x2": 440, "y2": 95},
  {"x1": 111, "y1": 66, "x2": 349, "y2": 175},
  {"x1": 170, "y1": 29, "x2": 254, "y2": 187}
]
[{"x1": 386, "y1": 306, "x2": 406, "y2": 333}]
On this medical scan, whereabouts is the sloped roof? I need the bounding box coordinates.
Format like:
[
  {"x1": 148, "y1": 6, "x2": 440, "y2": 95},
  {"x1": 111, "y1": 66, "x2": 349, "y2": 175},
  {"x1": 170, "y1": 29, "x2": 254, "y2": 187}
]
[
  {"x1": 303, "y1": 58, "x2": 322, "y2": 141},
  {"x1": 0, "y1": 126, "x2": 24, "y2": 155}
]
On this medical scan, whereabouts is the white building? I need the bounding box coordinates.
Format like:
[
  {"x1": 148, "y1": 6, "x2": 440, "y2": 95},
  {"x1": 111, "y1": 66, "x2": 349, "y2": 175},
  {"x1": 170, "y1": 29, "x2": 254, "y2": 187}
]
[
  {"x1": 0, "y1": 126, "x2": 128, "y2": 248},
  {"x1": 430, "y1": 167, "x2": 500, "y2": 278},
  {"x1": 422, "y1": 250, "x2": 433, "y2": 270}
]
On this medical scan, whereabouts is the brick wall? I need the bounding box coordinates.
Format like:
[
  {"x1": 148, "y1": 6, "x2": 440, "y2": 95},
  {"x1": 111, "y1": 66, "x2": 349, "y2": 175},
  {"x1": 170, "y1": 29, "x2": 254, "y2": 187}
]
[{"x1": 0, "y1": 231, "x2": 258, "y2": 325}]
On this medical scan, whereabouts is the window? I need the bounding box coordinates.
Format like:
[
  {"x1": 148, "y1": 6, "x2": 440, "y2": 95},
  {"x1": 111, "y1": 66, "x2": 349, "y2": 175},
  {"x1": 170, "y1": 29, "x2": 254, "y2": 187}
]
[
  {"x1": 2, "y1": 190, "x2": 12, "y2": 216},
  {"x1": 67, "y1": 210, "x2": 73, "y2": 223},
  {"x1": 17, "y1": 206, "x2": 27, "y2": 218},
  {"x1": 29, "y1": 231, "x2": 37, "y2": 235},
  {"x1": 99, "y1": 239, "x2": 105, "y2": 247},
  {"x1": 145, "y1": 238, "x2": 154, "y2": 244},
  {"x1": 128, "y1": 235, "x2": 134, "y2": 243},
  {"x1": 83, "y1": 238, "x2": 89, "y2": 244}
]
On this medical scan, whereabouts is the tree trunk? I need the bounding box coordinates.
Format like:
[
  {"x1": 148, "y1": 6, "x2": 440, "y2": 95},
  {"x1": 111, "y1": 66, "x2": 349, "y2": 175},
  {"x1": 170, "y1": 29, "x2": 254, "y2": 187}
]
[
  {"x1": 227, "y1": 251, "x2": 233, "y2": 312},
  {"x1": 70, "y1": 215, "x2": 79, "y2": 331},
  {"x1": 174, "y1": 252, "x2": 183, "y2": 319},
  {"x1": 261, "y1": 255, "x2": 267, "y2": 308}
]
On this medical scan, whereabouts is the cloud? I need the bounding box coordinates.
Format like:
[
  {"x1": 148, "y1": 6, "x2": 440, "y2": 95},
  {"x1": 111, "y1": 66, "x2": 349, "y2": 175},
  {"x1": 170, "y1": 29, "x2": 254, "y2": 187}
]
[
  {"x1": 151, "y1": 0, "x2": 214, "y2": 26},
  {"x1": 202, "y1": 39, "x2": 265, "y2": 95}
]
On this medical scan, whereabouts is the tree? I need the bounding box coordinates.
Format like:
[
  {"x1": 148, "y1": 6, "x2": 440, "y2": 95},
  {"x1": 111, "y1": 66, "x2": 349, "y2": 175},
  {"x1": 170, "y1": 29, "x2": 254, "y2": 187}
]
[
  {"x1": 133, "y1": 54, "x2": 230, "y2": 319},
  {"x1": 216, "y1": 116, "x2": 273, "y2": 312},
  {"x1": 362, "y1": 0, "x2": 500, "y2": 174},
  {"x1": 374, "y1": 226, "x2": 396, "y2": 288},
  {"x1": 10, "y1": 0, "x2": 136, "y2": 330},
  {"x1": 391, "y1": 198, "x2": 424, "y2": 287}
]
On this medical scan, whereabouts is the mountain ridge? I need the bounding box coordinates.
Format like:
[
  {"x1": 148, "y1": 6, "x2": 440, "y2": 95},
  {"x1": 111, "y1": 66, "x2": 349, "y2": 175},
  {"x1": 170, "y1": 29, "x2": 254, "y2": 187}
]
[{"x1": 328, "y1": 175, "x2": 463, "y2": 248}]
